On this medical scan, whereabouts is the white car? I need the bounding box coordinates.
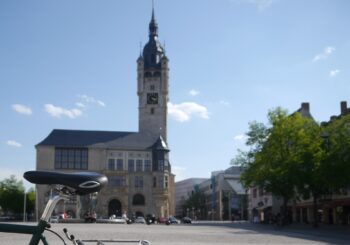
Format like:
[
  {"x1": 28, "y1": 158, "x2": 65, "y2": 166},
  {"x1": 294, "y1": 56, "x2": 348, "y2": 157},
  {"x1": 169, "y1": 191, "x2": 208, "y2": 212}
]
[
  {"x1": 50, "y1": 216, "x2": 59, "y2": 223},
  {"x1": 109, "y1": 216, "x2": 127, "y2": 224}
]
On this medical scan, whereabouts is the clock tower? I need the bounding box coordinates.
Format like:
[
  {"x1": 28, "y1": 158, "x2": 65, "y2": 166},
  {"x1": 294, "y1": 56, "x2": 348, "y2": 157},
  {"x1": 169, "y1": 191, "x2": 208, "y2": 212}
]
[{"x1": 138, "y1": 7, "x2": 169, "y2": 142}]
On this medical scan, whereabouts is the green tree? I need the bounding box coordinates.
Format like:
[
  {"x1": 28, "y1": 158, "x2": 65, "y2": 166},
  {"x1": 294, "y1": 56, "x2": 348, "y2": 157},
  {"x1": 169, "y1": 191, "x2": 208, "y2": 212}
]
[
  {"x1": 0, "y1": 175, "x2": 25, "y2": 215},
  {"x1": 322, "y1": 114, "x2": 350, "y2": 192},
  {"x1": 240, "y1": 108, "x2": 325, "y2": 225},
  {"x1": 26, "y1": 187, "x2": 36, "y2": 215},
  {"x1": 182, "y1": 189, "x2": 206, "y2": 219}
]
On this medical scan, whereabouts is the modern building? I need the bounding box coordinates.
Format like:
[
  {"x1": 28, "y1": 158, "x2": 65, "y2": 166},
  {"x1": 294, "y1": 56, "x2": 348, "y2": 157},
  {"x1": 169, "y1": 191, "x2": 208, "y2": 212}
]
[
  {"x1": 175, "y1": 178, "x2": 207, "y2": 217},
  {"x1": 198, "y1": 166, "x2": 247, "y2": 221},
  {"x1": 35, "y1": 8, "x2": 175, "y2": 220}
]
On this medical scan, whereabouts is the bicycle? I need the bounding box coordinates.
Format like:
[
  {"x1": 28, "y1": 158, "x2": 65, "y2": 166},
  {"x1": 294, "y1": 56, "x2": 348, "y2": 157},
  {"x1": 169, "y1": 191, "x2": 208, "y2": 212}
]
[{"x1": 0, "y1": 170, "x2": 150, "y2": 245}]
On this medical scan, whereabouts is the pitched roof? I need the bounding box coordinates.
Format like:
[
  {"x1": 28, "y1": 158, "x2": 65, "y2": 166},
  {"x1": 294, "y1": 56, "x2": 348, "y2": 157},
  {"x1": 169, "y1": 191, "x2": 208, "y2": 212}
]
[{"x1": 36, "y1": 129, "x2": 163, "y2": 150}]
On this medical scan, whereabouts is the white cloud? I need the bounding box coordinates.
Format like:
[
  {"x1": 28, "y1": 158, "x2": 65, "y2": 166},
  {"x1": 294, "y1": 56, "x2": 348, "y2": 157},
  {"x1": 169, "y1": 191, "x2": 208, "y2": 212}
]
[
  {"x1": 75, "y1": 102, "x2": 86, "y2": 108},
  {"x1": 6, "y1": 140, "x2": 22, "y2": 147},
  {"x1": 230, "y1": 0, "x2": 274, "y2": 11},
  {"x1": 44, "y1": 104, "x2": 82, "y2": 119},
  {"x1": 168, "y1": 102, "x2": 209, "y2": 122},
  {"x1": 12, "y1": 104, "x2": 32, "y2": 115},
  {"x1": 189, "y1": 89, "x2": 200, "y2": 96},
  {"x1": 329, "y1": 69, "x2": 340, "y2": 77},
  {"x1": 234, "y1": 134, "x2": 247, "y2": 141},
  {"x1": 313, "y1": 46, "x2": 335, "y2": 62},
  {"x1": 78, "y1": 94, "x2": 106, "y2": 107},
  {"x1": 97, "y1": 100, "x2": 106, "y2": 107}
]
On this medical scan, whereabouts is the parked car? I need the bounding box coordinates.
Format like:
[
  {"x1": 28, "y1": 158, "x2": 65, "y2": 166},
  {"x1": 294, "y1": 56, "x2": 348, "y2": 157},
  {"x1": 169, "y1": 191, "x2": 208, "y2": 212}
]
[
  {"x1": 49, "y1": 216, "x2": 59, "y2": 223},
  {"x1": 181, "y1": 217, "x2": 192, "y2": 224},
  {"x1": 168, "y1": 216, "x2": 180, "y2": 224},
  {"x1": 84, "y1": 211, "x2": 97, "y2": 223},
  {"x1": 134, "y1": 216, "x2": 146, "y2": 224},
  {"x1": 109, "y1": 216, "x2": 127, "y2": 224},
  {"x1": 157, "y1": 216, "x2": 167, "y2": 224},
  {"x1": 146, "y1": 214, "x2": 156, "y2": 224}
]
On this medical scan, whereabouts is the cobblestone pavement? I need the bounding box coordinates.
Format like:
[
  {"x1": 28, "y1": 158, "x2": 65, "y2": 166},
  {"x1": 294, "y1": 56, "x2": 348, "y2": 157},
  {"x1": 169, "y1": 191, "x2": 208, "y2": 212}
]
[{"x1": 0, "y1": 221, "x2": 349, "y2": 245}]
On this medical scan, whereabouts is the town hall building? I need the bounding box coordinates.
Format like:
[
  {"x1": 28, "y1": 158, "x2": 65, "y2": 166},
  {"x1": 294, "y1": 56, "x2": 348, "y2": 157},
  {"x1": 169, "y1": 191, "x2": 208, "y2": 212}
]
[{"x1": 35, "y1": 8, "x2": 175, "y2": 219}]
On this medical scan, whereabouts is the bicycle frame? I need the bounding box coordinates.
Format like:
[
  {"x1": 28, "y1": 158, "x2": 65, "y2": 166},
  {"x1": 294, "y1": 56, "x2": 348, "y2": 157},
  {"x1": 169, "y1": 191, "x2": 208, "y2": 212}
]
[{"x1": 0, "y1": 192, "x2": 69, "y2": 245}]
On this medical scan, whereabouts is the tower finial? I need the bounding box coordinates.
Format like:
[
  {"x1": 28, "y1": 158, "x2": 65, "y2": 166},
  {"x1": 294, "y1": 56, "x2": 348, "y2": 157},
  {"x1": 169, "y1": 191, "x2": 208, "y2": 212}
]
[{"x1": 149, "y1": 0, "x2": 158, "y2": 37}]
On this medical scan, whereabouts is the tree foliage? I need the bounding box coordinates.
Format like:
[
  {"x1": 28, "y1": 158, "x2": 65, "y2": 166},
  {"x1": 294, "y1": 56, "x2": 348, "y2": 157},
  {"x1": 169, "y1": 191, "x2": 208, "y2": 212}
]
[
  {"x1": 0, "y1": 175, "x2": 35, "y2": 215},
  {"x1": 238, "y1": 107, "x2": 350, "y2": 226},
  {"x1": 182, "y1": 189, "x2": 206, "y2": 215},
  {"x1": 239, "y1": 108, "x2": 329, "y2": 225}
]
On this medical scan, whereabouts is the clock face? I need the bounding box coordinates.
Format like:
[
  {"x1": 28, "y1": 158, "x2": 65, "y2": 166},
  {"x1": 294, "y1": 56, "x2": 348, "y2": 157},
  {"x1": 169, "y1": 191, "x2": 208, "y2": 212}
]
[{"x1": 147, "y1": 93, "x2": 158, "y2": 104}]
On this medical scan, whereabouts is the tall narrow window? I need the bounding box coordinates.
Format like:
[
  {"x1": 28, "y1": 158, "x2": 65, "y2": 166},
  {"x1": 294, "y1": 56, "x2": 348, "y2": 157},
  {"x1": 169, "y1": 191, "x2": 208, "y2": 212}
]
[
  {"x1": 144, "y1": 160, "x2": 152, "y2": 172},
  {"x1": 128, "y1": 159, "x2": 135, "y2": 172},
  {"x1": 135, "y1": 176, "x2": 143, "y2": 188},
  {"x1": 116, "y1": 159, "x2": 124, "y2": 171},
  {"x1": 153, "y1": 177, "x2": 157, "y2": 188},
  {"x1": 136, "y1": 159, "x2": 143, "y2": 171},
  {"x1": 164, "y1": 176, "x2": 168, "y2": 188},
  {"x1": 108, "y1": 159, "x2": 115, "y2": 170},
  {"x1": 158, "y1": 160, "x2": 164, "y2": 171}
]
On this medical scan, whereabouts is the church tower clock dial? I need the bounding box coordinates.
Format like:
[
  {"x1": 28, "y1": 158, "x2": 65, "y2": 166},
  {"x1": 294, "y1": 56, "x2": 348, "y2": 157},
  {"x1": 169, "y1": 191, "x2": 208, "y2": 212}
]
[{"x1": 137, "y1": 7, "x2": 169, "y2": 142}]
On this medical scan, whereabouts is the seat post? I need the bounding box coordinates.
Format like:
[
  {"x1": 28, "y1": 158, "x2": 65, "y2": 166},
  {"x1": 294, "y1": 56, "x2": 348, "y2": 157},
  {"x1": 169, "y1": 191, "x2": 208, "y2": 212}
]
[{"x1": 40, "y1": 193, "x2": 69, "y2": 222}]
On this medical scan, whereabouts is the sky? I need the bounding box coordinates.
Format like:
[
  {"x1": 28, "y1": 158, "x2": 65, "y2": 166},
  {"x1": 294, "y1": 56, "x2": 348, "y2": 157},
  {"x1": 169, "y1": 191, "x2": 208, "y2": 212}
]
[{"x1": 1, "y1": 0, "x2": 349, "y2": 189}]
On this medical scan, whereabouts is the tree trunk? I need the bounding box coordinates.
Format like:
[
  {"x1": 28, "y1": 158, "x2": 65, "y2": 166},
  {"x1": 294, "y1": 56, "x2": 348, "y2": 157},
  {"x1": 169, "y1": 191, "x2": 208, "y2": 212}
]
[
  {"x1": 282, "y1": 197, "x2": 289, "y2": 225},
  {"x1": 312, "y1": 194, "x2": 318, "y2": 228}
]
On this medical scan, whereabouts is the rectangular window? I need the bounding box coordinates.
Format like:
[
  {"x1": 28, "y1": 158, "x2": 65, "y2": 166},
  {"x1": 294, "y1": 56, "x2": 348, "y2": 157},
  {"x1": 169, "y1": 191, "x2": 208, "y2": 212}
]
[
  {"x1": 68, "y1": 149, "x2": 74, "y2": 169},
  {"x1": 158, "y1": 177, "x2": 164, "y2": 188},
  {"x1": 165, "y1": 176, "x2": 168, "y2": 188},
  {"x1": 54, "y1": 148, "x2": 88, "y2": 170},
  {"x1": 108, "y1": 159, "x2": 115, "y2": 170},
  {"x1": 153, "y1": 177, "x2": 157, "y2": 187},
  {"x1": 81, "y1": 150, "x2": 88, "y2": 169},
  {"x1": 116, "y1": 159, "x2": 124, "y2": 171},
  {"x1": 109, "y1": 176, "x2": 126, "y2": 187},
  {"x1": 158, "y1": 160, "x2": 164, "y2": 171},
  {"x1": 128, "y1": 159, "x2": 135, "y2": 172},
  {"x1": 136, "y1": 159, "x2": 143, "y2": 171},
  {"x1": 144, "y1": 160, "x2": 152, "y2": 172},
  {"x1": 135, "y1": 176, "x2": 143, "y2": 188}
]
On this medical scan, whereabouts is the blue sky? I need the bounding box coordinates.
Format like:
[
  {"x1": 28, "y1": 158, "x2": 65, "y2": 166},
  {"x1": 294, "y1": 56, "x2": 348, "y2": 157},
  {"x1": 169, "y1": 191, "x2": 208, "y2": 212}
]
[{"x1": 1, "y1": 0, "x2": 349, "y2": 189}]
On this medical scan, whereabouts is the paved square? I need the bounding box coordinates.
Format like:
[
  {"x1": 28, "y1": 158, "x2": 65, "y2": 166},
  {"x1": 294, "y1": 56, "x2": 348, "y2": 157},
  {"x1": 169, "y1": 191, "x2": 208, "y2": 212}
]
[{"x1": 0, "y1": 222, "x2": 349, "y2": 244}]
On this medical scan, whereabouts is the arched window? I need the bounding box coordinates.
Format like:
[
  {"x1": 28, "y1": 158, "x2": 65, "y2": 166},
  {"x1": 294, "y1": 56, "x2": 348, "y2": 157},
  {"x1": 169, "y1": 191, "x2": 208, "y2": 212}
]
[
  {"x1": 154, "y1": 72, "x2": 161, "y2": 77},
  {"x1": 144, "y1": 72, "x2": 152, "y2": 77},
  {"x1": 132, "y1": 193, "x2": 145, "y2": 206}
]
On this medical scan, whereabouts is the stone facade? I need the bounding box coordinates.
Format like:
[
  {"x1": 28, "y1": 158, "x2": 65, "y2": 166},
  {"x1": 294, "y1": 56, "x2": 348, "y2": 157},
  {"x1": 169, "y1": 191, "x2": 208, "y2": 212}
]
[{"x1": 35, "y1": 8, "x2": 175, "y2": 220}]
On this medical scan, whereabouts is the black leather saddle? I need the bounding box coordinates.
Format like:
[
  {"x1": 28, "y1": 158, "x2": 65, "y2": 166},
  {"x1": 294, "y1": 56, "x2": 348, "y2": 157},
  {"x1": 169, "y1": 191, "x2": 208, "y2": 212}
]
[{"x1": 24, "y1": 170, "x2": 108, "y2": 195}]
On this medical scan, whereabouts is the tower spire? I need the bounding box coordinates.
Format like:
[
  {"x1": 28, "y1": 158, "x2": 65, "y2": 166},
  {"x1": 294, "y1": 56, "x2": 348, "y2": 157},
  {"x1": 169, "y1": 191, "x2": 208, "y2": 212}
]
[{"x1": 149, "y1": 0, "x2": 158, "y2": 37}]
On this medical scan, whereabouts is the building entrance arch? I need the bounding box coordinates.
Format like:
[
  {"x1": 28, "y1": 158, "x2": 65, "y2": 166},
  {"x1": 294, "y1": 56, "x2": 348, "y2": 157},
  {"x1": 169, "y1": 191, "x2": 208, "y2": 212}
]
[{"x1": 108, "y1": 199, "x2": 122, "y2": 217}]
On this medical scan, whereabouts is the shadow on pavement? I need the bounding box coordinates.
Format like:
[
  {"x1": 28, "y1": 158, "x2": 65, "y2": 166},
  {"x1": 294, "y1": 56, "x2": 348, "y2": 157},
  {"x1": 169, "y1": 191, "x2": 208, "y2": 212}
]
[{"x1": 190, "y1": 221, "x2": 350, "y2": 245}]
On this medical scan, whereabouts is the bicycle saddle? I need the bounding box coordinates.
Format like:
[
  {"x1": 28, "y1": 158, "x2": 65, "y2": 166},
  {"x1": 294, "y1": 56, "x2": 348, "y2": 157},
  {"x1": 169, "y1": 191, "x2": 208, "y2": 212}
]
[{"x1": 23, "y1": 170, "x2": 108, "y2": 195}]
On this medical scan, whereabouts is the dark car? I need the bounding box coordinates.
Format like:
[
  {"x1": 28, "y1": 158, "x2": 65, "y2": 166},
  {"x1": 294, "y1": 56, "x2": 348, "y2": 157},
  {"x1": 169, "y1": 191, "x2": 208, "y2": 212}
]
[
  {"x1": 182, "y1": 217, "x2": 192, "y2": 224},
  {"x1": 84, "y1": 211, "x2": 97, "y2": 223},
  {"x1": 168, "y1": 216, "x2": 180, "y2": 224},
  {"x1": 146, "y1": 214, "x2": 156, "y2": 224}
]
